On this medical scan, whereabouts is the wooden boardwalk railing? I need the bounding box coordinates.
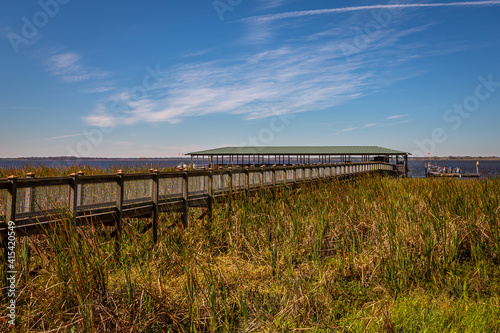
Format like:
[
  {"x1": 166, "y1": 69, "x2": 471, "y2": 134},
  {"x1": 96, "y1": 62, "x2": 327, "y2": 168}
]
[{"x1": 0, "y1": 162, "x2": 395, "y2": 240}]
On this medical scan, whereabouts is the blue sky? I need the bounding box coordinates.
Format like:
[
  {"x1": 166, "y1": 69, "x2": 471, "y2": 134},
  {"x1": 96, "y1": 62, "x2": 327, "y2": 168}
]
[{"x1": 1, "y1": 0, "x2": 499, "y2": 157}]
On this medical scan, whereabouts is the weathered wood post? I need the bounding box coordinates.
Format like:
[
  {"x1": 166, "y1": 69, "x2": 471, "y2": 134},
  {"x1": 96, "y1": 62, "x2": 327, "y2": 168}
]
[
  {"x1": 271, "y1": 166, "x2": 276, "y2": 198},
  {"x1": 25, "y1": 172, "x2": 35, "y2": 214},
  {"x1": 181, "y1": 171, "x2": 189, "y2": 228},
  {"x1": 404, "y1": 154, "x2": 408, "y2": 178},
  {"x1": 283, "y1": 166, "x2": 287, "y2": 187},
  {"x1": 23, "y1": 173, "x2": 34, "y2": 282},
  {"x1": 151, "y1": 169, "x2": 159, "y2": 244},
  {"x1": 7, "y1": 176, "x2": 18, "y2": 225},
  {"x1": 228, "y1": 170, "x2": 233, "y2": 194},
  {"x1": 77, "y1": 171, "x2": 84, "y2": 206},
  {"x1": 245, "y1": 168, "x2": 250, "y2": 194},
  {"x1": 207, "y1": 171, "x2": 213, "y2": 220},
  {"x1": 69, "y1": 173, "x2": 79, "y2": 226},
  {"x1": 115, "y1": 170, "x2": 125, "y2": 256},
  {"x1": 260, "y1": 167, "x2": 264, "y2": 190}
]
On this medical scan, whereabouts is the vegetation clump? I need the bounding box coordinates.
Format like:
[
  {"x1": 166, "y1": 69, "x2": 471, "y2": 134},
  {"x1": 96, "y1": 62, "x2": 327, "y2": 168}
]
[{"x1": 1, "y1": 176, "x2": 500, "y2": 332}]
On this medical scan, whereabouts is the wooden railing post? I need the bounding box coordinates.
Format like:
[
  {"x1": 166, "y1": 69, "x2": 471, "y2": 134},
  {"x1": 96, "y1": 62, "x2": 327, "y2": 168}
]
[
  {"x1": 272, "y1": 167, "x2": 276, "y2": 188},
  {"x1": 69, "y1": 173, "x2": 79, "y2": 226},
  {"x1": 245, "y1": 168, "x2": 250, "y2": 193},
  {"x1": 25, "y1": 173, "x2": 35, "y2": 214},
  {"x1": 115, "y1": 170, "x2": 125, "y2": 255},
  {"x1": 181, "y1": 172, "x2": 189, "y2": 228},
  {"x1": 207, "y1": 171, "x2": 213, "y2": 220},
  {"x1": 260, "y1": 167, "x2": 264, "y2": 190},
  {"x1": 6, "y1": 176, "x2": 18, "y2": 224},
  {"x1": 77, "y1": 171, "x2": 84, "y2": 206},
  {"x1": 151, "y1": 169, "x2": 159, "y2": 244},
  {"x1": 228, "y1": 170, "x2": 233, "y2": 194}
]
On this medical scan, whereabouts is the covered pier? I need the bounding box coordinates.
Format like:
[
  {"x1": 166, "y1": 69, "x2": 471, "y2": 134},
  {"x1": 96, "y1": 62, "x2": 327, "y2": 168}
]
[{"x1": 188, "y1": 146, "x2": 410, "y2": 177}]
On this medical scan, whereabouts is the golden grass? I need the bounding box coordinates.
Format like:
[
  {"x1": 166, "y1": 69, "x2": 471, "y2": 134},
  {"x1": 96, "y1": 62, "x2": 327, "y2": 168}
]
[{"x1": 2, "y1": 175, "x2": 500, "y2": 332}]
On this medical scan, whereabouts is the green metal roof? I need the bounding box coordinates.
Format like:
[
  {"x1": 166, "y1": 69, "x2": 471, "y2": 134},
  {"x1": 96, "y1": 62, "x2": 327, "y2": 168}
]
[{"x1": 189, "y1": 146, "x2": 409, "y2": 156}]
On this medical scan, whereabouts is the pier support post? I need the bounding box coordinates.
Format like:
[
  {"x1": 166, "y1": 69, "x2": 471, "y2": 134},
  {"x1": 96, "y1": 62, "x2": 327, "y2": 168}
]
[
  {"x1": 207, "y1": 171, "x2": 213, "y2": 220},
  {"x1": 272, "y1": 167, "x2": 276, "y2": 198},
  {"x1": 245, "y1": 168, "x2": 250, "y2": 194},
  {"x1": 115, "y1": 170, "x2": 125, "y2": 256},
  {"x1": 181, "y1": 172, "x2": 189, "y2": 228},
  {"x1": 260, "y1": 167, "x2": 264, "y2": 190},
  {"x1": 25, "y1": 173, "x2": 35, "y2": 215},
  {"x1": 404, "y1": 155, "x2": 408, "y2": 178},
  {"x1": 77, "y1": 171, "x2": 84, "y2": 206},
  {"x1": 69, "y1": 173, "x2": 79, "y2": 226},
  {"x1": 151, "y1": 170, "x2": 159, "y2": 244},
  {"x1": 228, "y1": 170, "x2": 233, "y2": 194}
]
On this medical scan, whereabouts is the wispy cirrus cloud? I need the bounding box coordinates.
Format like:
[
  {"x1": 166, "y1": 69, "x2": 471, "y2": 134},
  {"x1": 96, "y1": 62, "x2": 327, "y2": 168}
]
[
  {"x1": 82, "y1": 22, "x2": 434, "y2": 127},
  {"x1": 257, "y1": 0, "x2": 288, "y2": 10},
  {"x1": 334, "y1": 126, "x2": 358, "y2": 135},
  {"x1": 386, "y1": 114, "x2": 407, "y2": 119},
  {"x1": 44, "y1": 51, "x2": 114, "y2": 93},
  {"x1": 363, "y1": 123, "x2": 379, "y2": 128},
  {"x1": 241, "y1": 1, "x2": 500, "y2": 23},
  {"x1": 335, "y1": 117, "x2": 414, "y2": 137},
  {"x1": 83, "y1": 0, "x2": 485, "y2": 128},
  {"x1": 45, "y1": 133, "x2": 84, "y2": 141}
]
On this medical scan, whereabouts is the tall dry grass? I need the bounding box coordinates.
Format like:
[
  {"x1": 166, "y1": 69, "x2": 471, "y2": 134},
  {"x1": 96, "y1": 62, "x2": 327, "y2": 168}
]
[
  {"x1": 1, "y1": 175, "x2": 500, "y2": 332},
  {"x1": 0, "y1": 163, "x2": 177, "y2": 178}
]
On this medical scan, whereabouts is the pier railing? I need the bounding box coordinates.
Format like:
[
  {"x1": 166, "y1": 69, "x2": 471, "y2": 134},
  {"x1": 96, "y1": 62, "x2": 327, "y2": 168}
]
[{"x1": 0, "y1": 162, "x2": 395, "y2": 237}]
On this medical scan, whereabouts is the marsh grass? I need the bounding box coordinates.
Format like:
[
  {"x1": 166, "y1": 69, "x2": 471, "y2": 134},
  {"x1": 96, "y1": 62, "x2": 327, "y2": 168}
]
[
  {"x1": 0, "y1": 164, "x2": 176, "y2": 178},
  {"x1": 1, "y1": 175, "x2": 500, "y2": 332}
]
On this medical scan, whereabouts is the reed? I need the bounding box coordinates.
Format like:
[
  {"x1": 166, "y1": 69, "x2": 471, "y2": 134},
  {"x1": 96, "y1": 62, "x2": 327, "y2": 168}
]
[
  {"x1": 0, "y1": 163, "x2": 176, "y2": 178},
  {"x1": 1, "y1": 174, "x2": 500, "y2": 332}
]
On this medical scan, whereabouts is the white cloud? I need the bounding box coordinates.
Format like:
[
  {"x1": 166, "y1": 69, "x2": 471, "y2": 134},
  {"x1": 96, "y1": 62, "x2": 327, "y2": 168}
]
[
  {"x1": 386, "y1": 114, "x2": 407, "y2": 119},
  {"x1": 258, "y1": 0, "x2": 287, "y2": 10},
  {"x1": 83, "y1": 21, "x2": 432, "y2": 128},
  {"x1": 83, "y1": 0, "x2": 484, "y2": 128},
  {"x1": 241, "y1": 1, "x2": 500, "y2": 23},
  {"x1": 45, "y1": 133, "x2": 84, "y2": 140},
  {"x1": 334, "y1": 126, "x2": 358, "y2": 135},
  {"x1": 45, "y1": 51, "x2": 110, "y2": 84}
]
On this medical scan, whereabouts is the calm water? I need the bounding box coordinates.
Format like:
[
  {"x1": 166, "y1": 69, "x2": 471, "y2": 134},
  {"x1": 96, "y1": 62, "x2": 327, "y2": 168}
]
[
  {"x1": 0, "y1": 158, "x2": 498, "y2": 178},
  {"x1": 408, "y1": 160, "x2": 499, "y2": 178}
]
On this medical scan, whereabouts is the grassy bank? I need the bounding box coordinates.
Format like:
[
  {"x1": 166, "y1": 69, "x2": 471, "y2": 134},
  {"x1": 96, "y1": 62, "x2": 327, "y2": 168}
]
[{"x1": 2, "y1": 176, "x2": 500, "y2": 332}]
